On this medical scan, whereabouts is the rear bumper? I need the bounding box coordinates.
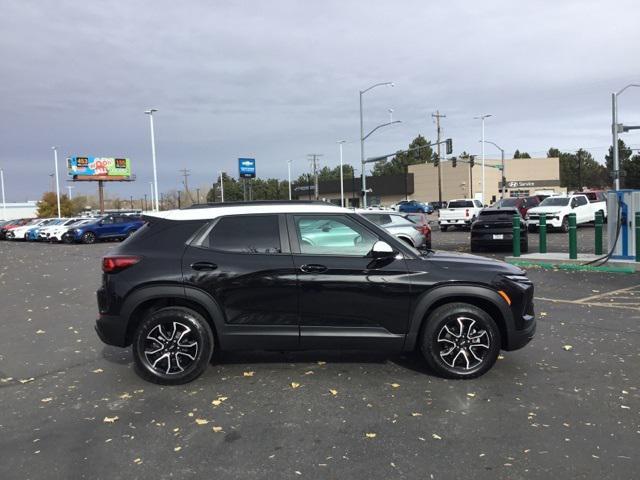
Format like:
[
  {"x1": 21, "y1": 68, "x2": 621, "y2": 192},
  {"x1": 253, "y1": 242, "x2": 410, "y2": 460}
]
[
  {"x1": 95, "y1": 314, "x2": 128, "y2": 347},
  {"x1": 439, "y1": 219, "x2": 473, "y2": 226}
]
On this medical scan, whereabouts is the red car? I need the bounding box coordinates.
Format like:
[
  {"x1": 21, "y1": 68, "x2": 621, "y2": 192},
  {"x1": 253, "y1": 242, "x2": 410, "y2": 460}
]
[
  {"x1": 493, "y1": 196, "x2": 540, "y2": 218},
  {"x1": 403, "y1": 212, "x2": 432, "y2": 249},
  {"x1": 0, "y1": 218, "x2": 31, "y2": 240}
]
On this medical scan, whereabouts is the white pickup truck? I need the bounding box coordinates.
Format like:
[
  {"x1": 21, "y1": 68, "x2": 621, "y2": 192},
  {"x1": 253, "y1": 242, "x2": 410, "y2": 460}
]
[
  {"x1": 438, "y1": 199, "x2": 484, "y2": 231},
  {"x1": 526, "y1": 194, "x2": 594, "y2": 232}
]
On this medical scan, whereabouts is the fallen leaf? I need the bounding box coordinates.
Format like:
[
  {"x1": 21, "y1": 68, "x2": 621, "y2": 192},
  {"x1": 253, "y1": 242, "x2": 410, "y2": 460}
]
[
  {"x1": 329, "y1": 389, "x2": 338, "y2": 396},
  {"x1": 212, "y1": 426, "x2": 223, "y2": 433},
  {"x1": 467, "y1": 393, "x2": 476, "y2": 398},
  {"x1": 103, "y1": 416, "x2": 119, "y2": 424},
  {"x1": 92, "y1": 368, "x2": 103, "y2": 374},
  {"x1": 41, "y1": 398, "x2": 53, "y2": 403},
  {"x1": 119, "y1": 393, "x2": 132, "y2": 400},
  {"x1": 562, "y1": 345, "x2": 573, "y2": 351},
  {"x1": 211, "y1": 396, "x2": 228, "y2": 406},
  {"x1": 317, "y1": 361, "x2": 326, "y2": 365},
  {"x1": 195, "y1": 418, "x2": 209, "y2": 425},
  {"x1": 390, "y1": 383, "x2": 400, "y2": 388},
  {"x1": 19, "y1": 378, "x2": 35, "y2": 384},
  {"x1": 432, "y1": 433, "x2": 442, "y2": 440},
  {"x1": 243, "y1": 371, "x2": 255, "y2": 377},
  {"x1": 411, "y1": 412, "x2": 422, "y2": 417},
  {"x1": 365, "y1": 433, "x2": 377, "y2": 438},
  {"x1": 133, "y1": 458, "x2": 142, "y2": 464},
  {"x1": 291, "y1": 382, "x2": 300, "y2": 389},
  {"x1": 35, "y1": 329, "x2": 45, "y2": 334},
  {"x1": 174, "y1": 446, "x2": 182, "y2": 452}
]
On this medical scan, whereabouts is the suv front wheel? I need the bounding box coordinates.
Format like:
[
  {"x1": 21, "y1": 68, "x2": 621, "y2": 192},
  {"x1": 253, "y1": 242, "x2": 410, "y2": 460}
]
[
  {"x1": 132, "y1": 306, "x2": 214, "y2": 385},
  {"x1": 420, "y1": 302, "x2": 501, "y2": 379}
]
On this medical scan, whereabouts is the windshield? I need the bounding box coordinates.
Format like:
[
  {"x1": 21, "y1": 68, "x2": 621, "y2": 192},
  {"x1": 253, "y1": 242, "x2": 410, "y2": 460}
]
[
  {"x1": 447, "y1": 200, "x2": 474, "y2": 208},
  {"x1": 495, "y1": 198, "x2": 518, "y2": 207},
  {"x1": 539, "y1": 197, "x2": 569, "y2": 207}
]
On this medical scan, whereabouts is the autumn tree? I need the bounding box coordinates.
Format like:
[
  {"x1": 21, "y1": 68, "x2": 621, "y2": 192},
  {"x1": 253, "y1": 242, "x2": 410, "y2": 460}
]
[{"x1": 372, "y1": 135, "x2": 434, "y2": 176}]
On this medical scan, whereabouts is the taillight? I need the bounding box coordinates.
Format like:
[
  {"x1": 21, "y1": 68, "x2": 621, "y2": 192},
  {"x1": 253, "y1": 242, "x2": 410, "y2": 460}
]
[
  {"x1": 465, "y1": 209, "x2": 469, "y2": 217},
  {"x1": 102, "y1": 255, "x2": 141, "y2": 273}
]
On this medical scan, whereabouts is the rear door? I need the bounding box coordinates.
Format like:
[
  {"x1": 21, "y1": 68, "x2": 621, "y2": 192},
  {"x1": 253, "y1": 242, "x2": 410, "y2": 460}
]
[
  {"x1": 287, "y1": 213, "x2": 412, "y2": 351},
  {"x1": 182, "y1": 214, "x2": 299, "y2": 350},
  {"x1": 575, "y1": 195, "x2": 592, "y2": 223}
]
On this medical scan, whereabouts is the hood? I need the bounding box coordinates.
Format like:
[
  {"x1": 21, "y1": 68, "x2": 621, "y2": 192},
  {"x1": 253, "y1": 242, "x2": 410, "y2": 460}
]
[
  {"x1": 528, "y1": 205, "x2": 566, "y2": 214},
  {"x1": 422, "y1": 250, "x2": 524, "y2": 276}
]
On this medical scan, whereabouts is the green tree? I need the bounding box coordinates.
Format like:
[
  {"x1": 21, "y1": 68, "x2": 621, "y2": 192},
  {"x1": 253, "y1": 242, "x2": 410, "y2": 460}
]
[
  {"x1": 549, "y1": 147, "x2": 609, "y2": 189},
  {"x1": 36, "y1": 192, "x2": 76, "y2": 217},
  {"x1": 372, "y1": 135, "x2": 434, "y2": 176},
  {"x1": 513, "y1": 150, "x2": 531, "y2": 159},
  {"x1": 206, "y1": 173, "x2": 244, "y2": 202},
  {"x1": 604, "y1": 139, "x2": 640, "y2": 188}
]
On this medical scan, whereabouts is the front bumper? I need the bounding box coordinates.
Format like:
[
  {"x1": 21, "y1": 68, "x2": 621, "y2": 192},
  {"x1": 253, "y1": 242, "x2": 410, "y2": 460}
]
[
  {"x1": 506, "y1": 314, "x2": 536, "y2": 350},
  {"x1": 527, "y1": 216, "x2": 562, "y2": 228}
]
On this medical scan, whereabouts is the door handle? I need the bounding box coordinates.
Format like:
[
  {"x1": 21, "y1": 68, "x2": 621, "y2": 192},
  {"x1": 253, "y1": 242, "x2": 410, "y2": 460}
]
[
  {"x1": 190, "y1": 261, "x2": 218, "y2": 271},
  {"x1": 300, "y1": 264, "x2": 327, "y2": 273}
]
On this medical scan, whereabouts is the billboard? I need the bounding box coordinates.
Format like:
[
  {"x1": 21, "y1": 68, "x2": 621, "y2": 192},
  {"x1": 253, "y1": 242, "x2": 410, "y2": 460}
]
[
  {"x1": 238, "y1": 158, "x2": 256, "y2": 178},
  {"x1": 67, "y1": 157, "x2": 132, "y2": 180}
]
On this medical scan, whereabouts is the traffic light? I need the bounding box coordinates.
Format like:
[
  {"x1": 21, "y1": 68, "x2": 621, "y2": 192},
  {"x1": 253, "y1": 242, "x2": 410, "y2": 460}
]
[
  {"x1": 451, "y1": 157, "x2": 457, "y2": 168},
  {"x1": 433, "y1": 156, "x2": 439, "y2": 167},
  {"x1": 469, "y1": 155, "x2": 475, "y2": 168},
  {"x1": 445, "y1": 138, "x2": 453, "y2": 155}
]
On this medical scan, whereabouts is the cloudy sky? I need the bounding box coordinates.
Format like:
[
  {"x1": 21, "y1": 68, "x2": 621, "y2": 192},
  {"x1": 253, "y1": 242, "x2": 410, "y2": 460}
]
[{"x1": 1, "y1": 0, "x2": 639, "y2": 201}]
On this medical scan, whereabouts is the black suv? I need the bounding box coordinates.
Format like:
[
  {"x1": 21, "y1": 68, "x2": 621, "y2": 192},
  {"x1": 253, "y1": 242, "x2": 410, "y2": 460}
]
[{"x1": 96, "y1": 202, "x2": 535, "y2": 384}]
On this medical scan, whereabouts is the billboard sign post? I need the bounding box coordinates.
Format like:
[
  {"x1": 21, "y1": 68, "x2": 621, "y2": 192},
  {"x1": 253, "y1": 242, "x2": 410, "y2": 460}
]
[{"x1": 238, "y1": 158, "x2": 256, "y2": 178}]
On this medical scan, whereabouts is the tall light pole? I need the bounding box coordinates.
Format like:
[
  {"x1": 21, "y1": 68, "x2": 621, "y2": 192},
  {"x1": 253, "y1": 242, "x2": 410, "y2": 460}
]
[
  {"x1": 144, "y1": 109, "x2": 159, "y2": 211},
  {"x1": 360, "y1": 81, "x2": 395, "y2": 208},
  {"x1": 482, "y1": 140, "x2": 506, "y2": 200},
  {"x1": 612, "y1": 83, "x2": 640, "y2": 190},
  {"x1": 220, "y1": 172, "x2": 225, "y2": 202},
  {"x1": 0, "y1": 167, "x2": 6, "y2": 220},
  {"x1": 149, "y1": 181, "x2": 154, "y2": 210},
  {"x1": 337, "y1": 140, "x2": 346, "y2": 207},
  {"x1": 66, "y1": 185, "x2": 74, "y2": 199},
  {"x1": 52, "y1": 147, "x2": 61, "y2": 218},
  {"x1": 287, "y1": 160, "x2": 293, "y2": 200},
  {"x1": 474, "y1": 114, "x2": 492, "y2": 203}
]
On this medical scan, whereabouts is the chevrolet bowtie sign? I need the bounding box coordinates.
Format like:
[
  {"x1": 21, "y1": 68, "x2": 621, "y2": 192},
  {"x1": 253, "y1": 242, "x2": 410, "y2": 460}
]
[{"x1": 238, "y1": 158, "x2": 256, "y2": 178}]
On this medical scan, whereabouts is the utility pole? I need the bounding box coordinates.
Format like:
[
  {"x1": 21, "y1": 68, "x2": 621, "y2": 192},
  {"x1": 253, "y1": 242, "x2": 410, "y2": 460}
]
[
  {"x1": 432, "y1": 111, "x2": 446, "y2": 204},
  {"x1": 179, "y1": 168, "x2": 192, "y2": 203},
  {"x1": 196, "y1": 188, "x2": 200, "y2": 204},
  {"x1": 307, "y1": 154, "x2": 323, "y2": 200},
  {"x1": 220, "y1": 172, "x2": 225, "y2": 202}
]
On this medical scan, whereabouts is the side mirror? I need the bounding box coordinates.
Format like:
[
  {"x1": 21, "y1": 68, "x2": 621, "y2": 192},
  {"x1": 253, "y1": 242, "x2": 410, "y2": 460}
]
[{"x1": 370, "y1": 240, "x2": 396, "y2": 259}]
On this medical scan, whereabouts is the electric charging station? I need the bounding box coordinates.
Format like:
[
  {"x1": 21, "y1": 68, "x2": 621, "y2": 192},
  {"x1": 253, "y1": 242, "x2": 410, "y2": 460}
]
[{"x1": 607, "y1": 190, "x2": 640, "y2": 259}]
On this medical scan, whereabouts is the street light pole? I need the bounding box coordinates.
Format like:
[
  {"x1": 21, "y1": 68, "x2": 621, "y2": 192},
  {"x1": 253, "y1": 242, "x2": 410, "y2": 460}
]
[
  {"x1": 220, "y1": 172, "x2": 225, "y2": 202},
  {"x1": 474, "y1": 114, "x2": 492, "y2": 203},
  {"x1": 482, "y1": 140, "x2": 505, "y2": 200},
  {"x1": 0, "y1": 167, "x2": 6, "y2": 220},
  {"x1": 144, "y1": 109, "x2": 159, "y2": 211},
  {"x1": 612, "y1": 84, "x2": 640, "y2": 190},
  {"x1": 360, "y1": 82, "x2": 394, "y2": 208},
  {"x1": 338, "y1": 140, "x2": 346, "y2": 207},
  {"x1": 149, "y1": 182, "x2": 154, "y2": 210},
  {"x1": 287, "y1": 160, "x2": 293, "y2": 200},
  {"x1": 66, "y1": 185, "x2": 74, "y2": 199},
  {"x1": 52, "y1": 147, "x2": 61, "y2": 218}
]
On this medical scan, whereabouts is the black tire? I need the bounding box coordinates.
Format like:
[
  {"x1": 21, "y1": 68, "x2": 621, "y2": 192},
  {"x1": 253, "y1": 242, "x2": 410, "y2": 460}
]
[
  {"x1": 560, "y1": 216, "x2": 569, "y2": 233},
  {"x1": 440, "y1": 225, "x2": 448, "y2": 232},
  {"x1": 81, "y1": 231, "x2": 97, "y2": 244},
  {"x1": 528, "y1": 225, "x2": 538, "y2": 233},
  {"x1": 420, "y1": 302, "x2": 501, "y2": 379},
  {"x1": 132, "y1": 306, "x2": 214, "y2": 385},
  {"x1": 62, "y1": 234, "x2": 74, "y2": 244}
]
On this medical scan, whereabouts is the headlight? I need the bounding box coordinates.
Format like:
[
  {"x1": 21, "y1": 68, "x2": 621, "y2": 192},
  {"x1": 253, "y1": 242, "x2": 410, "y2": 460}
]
[{"x1": 503, "y1": 274, "x2": 532, "y2": 285}]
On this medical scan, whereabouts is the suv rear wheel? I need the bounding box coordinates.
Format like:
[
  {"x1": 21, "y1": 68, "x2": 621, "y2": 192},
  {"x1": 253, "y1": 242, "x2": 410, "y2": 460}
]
[
  {"x1": 132, "y1": 306, "x2": 214, "y2": 385},
  {"x1": 420, "y1": 302, "x2": 501, "y2": 379}
]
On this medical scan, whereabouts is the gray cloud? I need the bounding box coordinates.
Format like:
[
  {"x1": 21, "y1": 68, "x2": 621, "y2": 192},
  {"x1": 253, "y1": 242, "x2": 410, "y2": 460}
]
[{"x1": 1, "y1": 0, "x2": 639, "y2": 201}]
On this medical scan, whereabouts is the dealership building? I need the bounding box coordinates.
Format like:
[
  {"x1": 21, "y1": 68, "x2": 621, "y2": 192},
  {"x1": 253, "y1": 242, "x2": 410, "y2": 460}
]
[{"x1": 303, "y1": 157, "x2": 564, "y2": 207}]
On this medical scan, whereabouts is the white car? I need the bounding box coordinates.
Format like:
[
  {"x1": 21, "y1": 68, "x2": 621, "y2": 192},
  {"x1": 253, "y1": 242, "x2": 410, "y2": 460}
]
[
  {"x1": 438, "y1": 199, "x2": 484, "y2": 231},
  {"x1": 6, "y1": 218, "x2": 54, "y2": 240},
  {"x1": 38, "y1": 218, "x2": 85, "y2": 242},
  {"x1": 526, "y1": 194, "x2": 594, "y2": 232}
]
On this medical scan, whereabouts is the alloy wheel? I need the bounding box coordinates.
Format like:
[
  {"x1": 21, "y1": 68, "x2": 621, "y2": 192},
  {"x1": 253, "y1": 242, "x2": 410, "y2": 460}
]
[
  {"x1": 437, "y1": 316, "x2": 490, "y2": 371},
  {"x1": 143, "y1": 321, "x2": 199, "y2": 375}
]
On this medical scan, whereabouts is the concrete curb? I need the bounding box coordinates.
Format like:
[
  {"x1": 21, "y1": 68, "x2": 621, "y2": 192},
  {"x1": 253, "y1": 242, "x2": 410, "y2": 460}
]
[{"x1": 504, "y1": 254, "x2": 638, "y2": 274}]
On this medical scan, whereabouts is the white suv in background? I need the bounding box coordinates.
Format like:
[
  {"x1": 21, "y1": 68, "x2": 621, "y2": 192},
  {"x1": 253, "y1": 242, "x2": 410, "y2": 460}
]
[
  {"x1": 39, "y1": 218, "x2": 84, "y2": 242},
  {"x1": 526, "y1": 194, "x2": 594, "y2": 232}
]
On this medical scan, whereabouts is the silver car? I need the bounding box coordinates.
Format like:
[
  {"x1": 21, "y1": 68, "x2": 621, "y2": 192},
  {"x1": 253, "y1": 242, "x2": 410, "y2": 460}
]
[{"x1": 357, "y1": 210, "x2": 426, "y2": 248}]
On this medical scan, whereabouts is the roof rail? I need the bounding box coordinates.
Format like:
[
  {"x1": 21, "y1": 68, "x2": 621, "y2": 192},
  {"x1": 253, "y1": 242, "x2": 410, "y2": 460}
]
[{"x1": 184, "y1": 200, "x2": 341, "y2": 209}]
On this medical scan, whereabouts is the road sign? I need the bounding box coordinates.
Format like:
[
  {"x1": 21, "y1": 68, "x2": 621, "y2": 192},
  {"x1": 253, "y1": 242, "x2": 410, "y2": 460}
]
[{"x1": 238, "y1": 158, "x2": 256, "y2": 178}]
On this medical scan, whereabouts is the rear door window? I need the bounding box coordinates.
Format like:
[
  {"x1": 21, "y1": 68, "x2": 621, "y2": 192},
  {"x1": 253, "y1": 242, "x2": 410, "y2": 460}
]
[{"x1": 205, "y1": 215, "x2": 281, "y2": 254}]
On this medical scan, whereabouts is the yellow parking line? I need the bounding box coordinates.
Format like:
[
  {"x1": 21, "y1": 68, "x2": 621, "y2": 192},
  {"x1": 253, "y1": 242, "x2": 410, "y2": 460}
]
[
  {"x1": 535, "y1": 296, "x2": 640, "y2": 312},
  {"x1": 575, "y1": 285, "x2": 640, "y2": 303}
]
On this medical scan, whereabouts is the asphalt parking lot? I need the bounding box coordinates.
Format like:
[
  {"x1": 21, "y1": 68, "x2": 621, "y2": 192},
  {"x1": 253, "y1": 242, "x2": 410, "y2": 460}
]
[{"x1": 0, "y1": 230, "x2": 638, "y2": 480}]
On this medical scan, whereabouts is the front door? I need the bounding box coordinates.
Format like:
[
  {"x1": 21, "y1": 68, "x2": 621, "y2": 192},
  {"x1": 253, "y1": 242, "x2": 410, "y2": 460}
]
[
  {"x1": 287, "y1": 213, "x2": 412, "y2": 351},
  {"x1": 182, "y1": 214, "x2": 299, "y2": 350}
]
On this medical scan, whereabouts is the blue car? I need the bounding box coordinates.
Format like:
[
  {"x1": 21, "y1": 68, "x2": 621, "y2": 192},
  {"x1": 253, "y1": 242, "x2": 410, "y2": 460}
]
[
  {"x1": 25, "y1": 218, "x2": 62, "y2": 241},
  {"x1": 63, "y1": 215, "x2": 145, "y2": 244},
  {"x1": 397, "y1": 200, "x2": 433, "y2": 214}
]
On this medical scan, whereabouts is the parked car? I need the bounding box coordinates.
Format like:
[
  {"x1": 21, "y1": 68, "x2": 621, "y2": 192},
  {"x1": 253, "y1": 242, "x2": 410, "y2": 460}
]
[
  {"x1": 6, "y1": 218, "x2": 54, "y2": 240},
  {"x1": 63, "y1": 215, "x2": 144, "y2": 244},
  {"x1": 358, "y1": 210, "x2": 428, "y2": 249},
  {"x1": 438, "y1": 199, "x2": 484, "y2": 231},
  {"x1": 582, "y1": 190, "x2": 607, "y2": 220},
  {"x1": 492, "y1": 196, "x2": 540, "y2": 219},
  {"x1": 397, "y1": 200, "x2": 433, "y2": 214},
  {"x1": 96, "y1": 201, "x2": 536, "y2": 385},
  {"x1": 401, "y1": 212, "x2": 432, "y2": 249},
  {"x1": 25, "y1": 218, "x2": 63, "y2": 241},
  {"x1": 38, "y1": 218, "x2": 85, "y2": 242},
  {"x1": 526, "y1": 194, "x2": 594, "y2": 232},
  {"x1": 470, "y1": 207, "x2": 528, "y2": 253},
  {"x1": 0, "y1": 218, "x2": 30, "y2": 239}
]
